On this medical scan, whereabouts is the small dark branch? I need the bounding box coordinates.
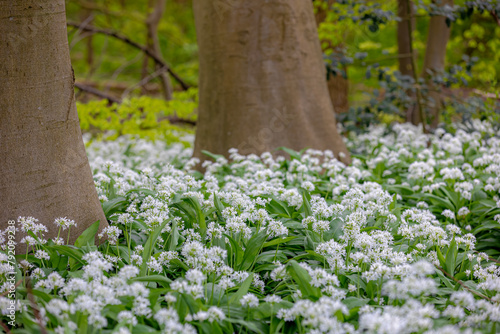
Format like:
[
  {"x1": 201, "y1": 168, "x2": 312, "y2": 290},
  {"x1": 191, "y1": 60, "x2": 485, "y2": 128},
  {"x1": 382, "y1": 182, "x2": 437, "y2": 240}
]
[
  {"x1": 26, "y1": 279, "x2": 48, "y2": 334},
  {"x1": 0, "y1": 320, "x2": 12, "y2": 333},
  {"x1": 165, "y1": 116, "x2": 197, "y2": 126},
  {"x1": 75, "y1": 82, "x2": 121, "y2": 104},
  {"x1": 437, "y1": 266, "x2": 491, "y2": 301},
  {"x1": 0, "y1": 279, "x2": 22, "y2": 298},
  {"x1": 67, "y1": 21, "x2": 191, "y2": 91},
  {"x1": 122, "y1": 66, "x2": 169, "y2": 99},
  {"x1": 490, "y1": 10, "x2": 500, "y2": 26}
]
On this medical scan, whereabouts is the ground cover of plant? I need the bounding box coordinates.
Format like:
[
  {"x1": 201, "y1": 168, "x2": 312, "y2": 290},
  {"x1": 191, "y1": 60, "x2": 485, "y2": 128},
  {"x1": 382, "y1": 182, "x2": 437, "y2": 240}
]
[{"x1": 4, "y1": 119, "x2": 500, "y2": 333}]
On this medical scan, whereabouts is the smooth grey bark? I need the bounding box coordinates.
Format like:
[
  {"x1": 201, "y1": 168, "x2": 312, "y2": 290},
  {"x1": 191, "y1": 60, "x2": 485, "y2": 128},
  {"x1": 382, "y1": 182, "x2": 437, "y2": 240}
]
[
  {"x1": 0, "y1": 0, "x2": 108, "y2": 245},
  {"x1": 192, "y1": 0, "x2": 350, "y2": 164}
]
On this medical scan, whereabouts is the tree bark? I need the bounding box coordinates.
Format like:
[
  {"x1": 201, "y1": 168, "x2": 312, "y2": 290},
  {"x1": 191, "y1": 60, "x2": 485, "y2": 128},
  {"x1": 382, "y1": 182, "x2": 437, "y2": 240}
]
[
  {"x1": 398, "y1": 0, "x2": 423, "y2": 125},
  {"x1": 397, "y1": 0, "x2": 415, "y2": 78},
  {"x1": 0, "y1": 0, "x2": 108, "y2": 245},
  {"x1": 192, "y1": 0, "x2": 350, "y2": 163},
  {"x1": 314, "y1": 0, "x2": 349, "y2": 114},
  {"x1": 421, "y1": 0, "x2": 453, "y2": 128}
]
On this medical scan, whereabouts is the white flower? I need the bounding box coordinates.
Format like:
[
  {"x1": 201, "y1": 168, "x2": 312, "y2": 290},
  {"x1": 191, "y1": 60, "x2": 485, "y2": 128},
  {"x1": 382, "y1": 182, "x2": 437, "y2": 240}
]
[
  {"x1": 264, "y1": 294, "x2": 282, "y2": 304},
  {"x1": 240, "y1": 293, "x2": 259, "y2": 307},
  {"x1": 98, "y1": 226, "x2": 122, "y2": 245},
  {"x1": 117, "y1": 311, "x2": 138, "y2": 326},
  {"x1": 442, "y1": 209, "x2": 455, "y2": 220},
  {"x1": 53, "y1": 217, "x2": 76, "y2": 231}
]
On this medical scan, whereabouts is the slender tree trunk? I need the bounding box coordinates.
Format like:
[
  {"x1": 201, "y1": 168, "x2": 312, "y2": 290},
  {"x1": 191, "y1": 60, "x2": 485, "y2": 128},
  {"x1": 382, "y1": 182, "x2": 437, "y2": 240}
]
[
  {"x1": 192, "y1": 0, "x2": 350, "y2": 164},
  {"x1": 397, "y1": 0, "x2": 415, "y2": 78},
  {"x1": 422, "y1": 0, "x2": 453, "y2": 128},
  {"x1": 143, "y1": 0, "x2": 173, "y2": 100},
  {"x1": 82, "y1": 9, "x2": 95, "y2": 77},
  {"x1": 0, "y1": 0, "x2": 108, "y2": 245},
  {"x1": 314, "y1": 0, "x2": 349, "y2": 114},
  {"x1": 398, "y1": 0, "x2": 421, "y2": 124}
]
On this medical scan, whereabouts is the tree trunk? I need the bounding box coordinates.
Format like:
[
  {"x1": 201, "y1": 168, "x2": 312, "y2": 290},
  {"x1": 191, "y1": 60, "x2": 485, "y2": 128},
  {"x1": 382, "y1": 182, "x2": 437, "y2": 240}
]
[
  {"x1": 0, "y1": 0, "x2": 108, "y2": 246},
  {"x1": 192, "y1": 0, "x2": 350, "y2": 164},
  {"x1": 422, "y1": 0, "x2": 453, "y2": 128},
  {"x1": 397, "y1": 0, "x2": 421, "y2": 124},
  {"x1": 143, "y1": 0, "x2": 173, "y2": 100},
  {"x1": 314, "y1": 0, "x2": 349, "y2": 114},
  {"x1": 397, "y1": 0, "x2": 415, "y2": 78}
]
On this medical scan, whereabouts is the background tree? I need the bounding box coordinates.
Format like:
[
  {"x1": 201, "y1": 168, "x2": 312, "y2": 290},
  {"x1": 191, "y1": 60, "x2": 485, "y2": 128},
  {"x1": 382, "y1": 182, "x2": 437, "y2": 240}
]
[
  {"x1": 0, "y1": 0, "x2": 108, "y2": 245},
  {"x1": 315, "y1": 0, "x2": 350, "y2": 115},
  {"x1": 192, "y1": 0, "x2": 350, "y2": 163},
  {"x1": 421, "y1": 0, "x2": 454, "y2": 128},
  {"x1": 141, "y1": 0, "x2": 174, "y2": 100}
]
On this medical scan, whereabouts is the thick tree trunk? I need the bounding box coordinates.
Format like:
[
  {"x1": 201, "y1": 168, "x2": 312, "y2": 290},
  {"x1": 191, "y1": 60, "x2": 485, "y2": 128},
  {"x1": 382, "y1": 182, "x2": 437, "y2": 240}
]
[
  {"x1": 192, "y1": 0, "x2": 350, "y2": 163},
  {"x1": 422, "y1": 0, "x2": 453, "y2": 128},
  {"x1": 314, "y1": 0, "x2": 349, "y2": 114},
  {"x1": 0, "y1": 0, "x2": 108, "y2": 245}
]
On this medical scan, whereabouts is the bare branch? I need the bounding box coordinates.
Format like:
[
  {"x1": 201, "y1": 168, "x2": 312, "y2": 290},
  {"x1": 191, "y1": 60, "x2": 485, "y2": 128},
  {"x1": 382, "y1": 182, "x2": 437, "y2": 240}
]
[
  {"x1": 75, "y1": 82, "x2": 121, "y2": 104},
  {"x1": 67, "y1": 21, "x2": 191, "y2": 91}
]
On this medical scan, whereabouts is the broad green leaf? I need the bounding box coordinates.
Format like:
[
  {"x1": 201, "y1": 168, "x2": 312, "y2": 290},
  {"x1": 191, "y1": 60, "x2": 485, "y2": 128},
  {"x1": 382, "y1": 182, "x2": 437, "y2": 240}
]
[
  {"x1": 445, "y1": 237, "x2": 458, "y2": 275},
  {"x1": 102, "y1": 197, "x2": 128, "y2": 216},
  {"x1": 302, "y1": 191, "x2": 313, "y2": 218},
  {"x1": 263, "y1": 236, "x2": 297, "y2": 248},
  {"x1": 140, "y1": 219, "x2": 170, "y2": 276},
  {"x1": 287, "y1": 260, "x2": 321, "y2": 300},
  {"x1": 229, "y1": 273, "x2": 254, "y2": 304},
  {"x1": 239, "y1": 230, "x2": 267, "y2": 271},
  {"x1": 129, "y1": 275, "x2": 171, "y2": 287},
  {"x1": 74, "y1": 220, "x2": 100, "y2": 248}
]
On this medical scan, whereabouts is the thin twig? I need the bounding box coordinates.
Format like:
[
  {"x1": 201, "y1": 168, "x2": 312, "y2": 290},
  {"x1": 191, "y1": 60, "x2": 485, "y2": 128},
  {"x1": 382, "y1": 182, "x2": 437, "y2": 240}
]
[
  {"x1": 0, "y1": 320, "x2": 11, "y2": 334},
  {"x1": 490, "y1": 10, "x2": 500, "y2": 26},
  {"x1": 437, "y1": 266, "x2": 491, "y2": 301},
  {"x1": 0, "y1": 279, "x2": 22, "y2": 298},
  {"x1": 121, "y1": 66, "x2": 168, "y2": 99},
  {"x1": 25, "y1": 279, "x2": 48, "y2": 334},
  {"x1": 67, "y1": 21, "x2": 191, "y2": 91},
  {"x1": 75, "y1": 83, "x2": 121, "y2": 104}
]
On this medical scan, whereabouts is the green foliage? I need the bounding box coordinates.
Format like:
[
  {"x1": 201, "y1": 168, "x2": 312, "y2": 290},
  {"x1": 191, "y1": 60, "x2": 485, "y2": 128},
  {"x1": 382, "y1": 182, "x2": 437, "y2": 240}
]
[{"x1": 77, "y1": 89, "x2": 197, "y2": 143}]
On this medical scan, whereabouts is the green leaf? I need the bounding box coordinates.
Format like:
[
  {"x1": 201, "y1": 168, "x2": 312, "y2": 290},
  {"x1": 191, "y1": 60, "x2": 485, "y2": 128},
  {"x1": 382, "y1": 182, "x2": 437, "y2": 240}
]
[
  {"x1": 225, "y1": 319, "x2": 265, "y2": 334},
  {"x1": 140, "y1": 219, "x2": 170, "y2": 276},
  {"x1": 229, "y1": 273, "x2": 254, "y2": 304},
  {"x1": 275, "y1": 147, "x2": 302, "y2": 160},
  {"x1": 445, "y1": 237, "x2": 458, "y2": 275},
  {"x1": 302, "y1": 191, "x2": 313, "y2": 218},
  {"x1": 202, "y1": 150, "x2": 225, "y2": 161},
  {"x1": 287, "y1": 260, "x2": 321, "y2": 300},
  {"x1": 214, "y1": 194, "x2": 225, "y2": 222},
  {"x1": 102, "y1": 197, "x2": 128, "y2": 216},
  {"x1": 78, "y1": 314, "x2": 88, "y2": 334},
  {"x1": 225, "y1": 234, "x2": 244, "y2": 266},
  {"x1": 129, "y1": 275, "x2": 172, "y2": 288},
  {"x1": 436, "y1": 268, "x2": 455, "y2": 289},
  {"x1": 239, "y1": 230, "x2": 267, "y2": 271},
  {"x1": 169, "y1": 219, "x2": 180, "y2": 251},
  {"x1": 436, "y1": 246, "x2": 447, "y2": 270},
  {"x1": 263, "y1": 236, "x2": 297, "y2": 248},
  {"x1": 185, "y1": 196, "x2": 207, "y2": 240},
  {"x1": 50, "y1": 245, "x2": 85, "y2": 265},
  {"x1": 74, "y1": 220, "x2": 100, "y2": 248}
]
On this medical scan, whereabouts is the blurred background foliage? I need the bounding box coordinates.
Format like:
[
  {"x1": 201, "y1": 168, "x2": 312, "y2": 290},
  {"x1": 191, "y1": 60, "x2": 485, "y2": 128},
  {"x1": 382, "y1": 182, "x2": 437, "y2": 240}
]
[{"x1": 65, "y1": 0, "x2": 500, "y2": 139}]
